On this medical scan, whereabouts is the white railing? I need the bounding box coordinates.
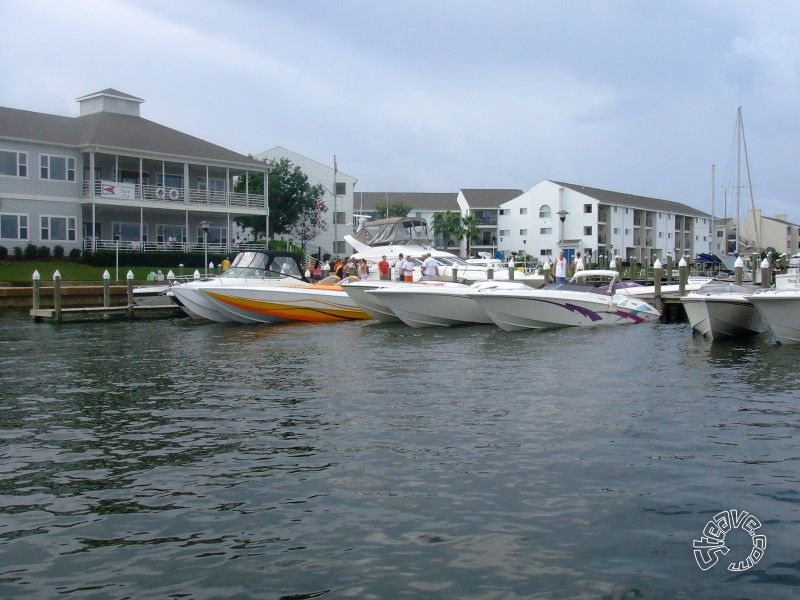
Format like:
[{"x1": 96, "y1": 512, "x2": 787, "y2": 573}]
[{"x1": 82, "y1": 181, "x2": 265, "y2": 208}]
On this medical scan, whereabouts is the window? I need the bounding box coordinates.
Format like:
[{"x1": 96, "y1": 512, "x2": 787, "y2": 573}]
[
  {"x1": 668, "y1": 233, "x2": 672, "y2": 239},
  {"x1": 335, "y1": 182, "x2": 346, "y2": 195},
  {"x1": 613, "y1": 206, "x2": 618, "y2": 213},
  {"x1": 540, "y1": 249, "x2": 552, "y2": 257},
  {"x1": 157, "y1": 224, "x2": 186, "y2": 244},
  {"x1": 40, "y1": 216, "x2": 76, "y2": 241},
  {"x1": 540, "y1": 227, "x2": 552, "y2": 235},
  {"x1": 196, "y1": 226, "x2": 227, "y2": 245},
  {"x1": 0, "y1": 213, "x2": 28, "y2": 239},
  {"x1": 519, "y1": 207, "x2": 528, "y2": 215},
  {"x1": 539, "y1": 205, "x2": 551, "y2": 218},
  {"x1": 197, "y1": 177, "x2": 227, "y2": 193},
  {"x1": 40, "y1": 155, "x2": 75, "y2": 181},
  {"x1": 659, "y1": 232, "x2": 663, "y2": 238},
  {"x1": 333, "y1": 240, "x2": 346, "y2": 254},
  {"x1": 0, "y1": 150, "x2": 27, "y2": 177},
  {"x1": 625, "y1": 228, "x2": 629, "y2": 235},
  {"x1": 498, "y1": 229, "x2": 510, "y2": 237},
  {"x1": 625, "y1": 208, "x2": 629, "y2": 214},
  {"x1": 157, "y1": 173, "x2": 183, "y2": 188},
  {"x1": 112, "y1": 222, "x2": 149, "y2": 242},
  {"x1": 519, "y1": 229, "x2": 527, "y2": 236},
  {"x1": 583, "y1": 204, "x2": 592, "y2": 214},
  {"x1": 499, "y1": 209, "x2": 509, "y2": 216},
  {"x1": 613, "y1": 227, "x2": 619, "y2": 234},
  {"x1": 334, "y1": 212, "x2": 346, "y2": 225},
  {"x1": 584, "y1": 226, "x2": 592, "y2": 236}
]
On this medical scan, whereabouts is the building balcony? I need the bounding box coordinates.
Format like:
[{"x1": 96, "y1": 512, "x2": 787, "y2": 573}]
[{"x1": 81, "y1": 181, "x2": 266, "y2": 209}]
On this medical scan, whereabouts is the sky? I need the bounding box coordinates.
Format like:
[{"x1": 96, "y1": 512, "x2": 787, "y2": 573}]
[{"x1": 2, "y1": 0, "x2": 799, "y2": 222}]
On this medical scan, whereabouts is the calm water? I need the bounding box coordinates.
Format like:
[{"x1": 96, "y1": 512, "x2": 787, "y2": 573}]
[{"x1": 0, "y1": 313, "x2": 798, "y2": 599}]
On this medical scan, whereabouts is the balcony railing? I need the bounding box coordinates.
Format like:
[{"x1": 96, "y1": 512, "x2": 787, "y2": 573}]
[
  {"x1": 84, "y1": 238, "x2": 241, "y2": 254},
  {"x1": 82, "y1": 181, "x2": 265, "y2": 209}
]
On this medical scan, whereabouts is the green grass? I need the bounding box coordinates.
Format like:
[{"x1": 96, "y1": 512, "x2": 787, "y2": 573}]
[{"x1": 0, "y1": 260, "x2": 201, "y2": 284}]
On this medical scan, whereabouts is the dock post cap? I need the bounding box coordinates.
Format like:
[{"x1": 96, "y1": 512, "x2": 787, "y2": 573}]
[
  {"x1": 126, "y1": 270, "x2": 135, "y2": 280},
  {"x1": 53, "y1": 270, "x2": 61, "y2": 280},
  {"x1": 209, "y1": 262, "x2": 214, "y2": 269},
  {"x1": 32, "y1": 270, "x2": 40, "y2": 281},
  {"x1": 167, "y1": 270, "x2": 175, "y2": 280},
  {"x1": 760, "y1": 257, "x2": 770, "y2": 268},
  {"x1": 734, "y1": 256, "x2": 744, "y2": 268},
  {"x1": 678, "y1": 257, "x2": 687, "y2": 267},
  {"x1": 653, "y1": 259, "x2": 662, "y2": 269},
  {"x1": 193, "y1": 270, "x2": 201, "y2": 279},
  {"x1": 103, "y1": 270, "x2": 110, "y2": 280}
]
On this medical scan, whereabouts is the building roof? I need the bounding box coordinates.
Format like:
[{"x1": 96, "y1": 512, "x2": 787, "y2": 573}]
[
  {"x1": 0, "y1": 105, "x2": 264, "y2": 168},
  {"x1": 551, "y1": 180, "x2": 709, "y2": 218},
  {"x1": 460, "y1": 188, "x2": 523, "y2": 207},
  {"x1": 354, "y1": 191, "x2": 459, "y2": 212},
  {"x1": 75, "y1": 88, "x2": 144, "y2": 103}
]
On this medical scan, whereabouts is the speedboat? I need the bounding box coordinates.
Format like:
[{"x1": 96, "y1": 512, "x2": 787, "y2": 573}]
[
  {"x1": 339, "y1": 279, "x2": 400, "y2": 322},
  {"x1": 467, "y1": 269, "x2": 661, "y2": 332},
  {"x1": 366, "y1": 279, "x2": 528, "y2": 328},
  {"x1": 198, "y1": 276, "x2": 371, "y2": 324},
  {"x1": 681, "y1": 282, "x2": 765, "y2": 340},
  {"x1": 746, "y1": 288, "x2": 800, "y2": 344},
  {"x1": 169, "y1": 250, "x2": 311, "y2": 322}
]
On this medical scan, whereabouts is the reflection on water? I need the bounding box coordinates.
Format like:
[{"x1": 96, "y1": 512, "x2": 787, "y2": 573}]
[{"x1": 0, "y1": 315, "x2": 799, "y2": 598}]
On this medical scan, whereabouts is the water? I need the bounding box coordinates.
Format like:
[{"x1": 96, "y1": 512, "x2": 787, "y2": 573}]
[{"x1": 0, "y1": 313, "x2": 798, "y2": 599}]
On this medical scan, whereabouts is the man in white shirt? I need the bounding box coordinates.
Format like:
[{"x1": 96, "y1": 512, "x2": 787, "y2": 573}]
[{"x1": 421, "y1": 253, "x2": 438, "y2": 278}]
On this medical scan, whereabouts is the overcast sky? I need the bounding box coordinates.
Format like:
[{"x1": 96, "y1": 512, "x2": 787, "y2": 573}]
[{"x1": 3, "y1": 0, "x2": 799, "y2": 221}]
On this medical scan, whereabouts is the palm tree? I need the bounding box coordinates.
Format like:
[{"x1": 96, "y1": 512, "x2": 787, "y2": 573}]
[
  {"x1": 461, "y1": 214, "x2": 480, "y2": 258},
  {"x1": 432, "y1": 210, "x2": 464, "y2": 251}
]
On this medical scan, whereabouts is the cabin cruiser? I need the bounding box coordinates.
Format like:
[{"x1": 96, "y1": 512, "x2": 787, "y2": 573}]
[
  {"x1": 681, "y1": 282, "x2": 765, "y2": 340},
  {"x1": 169, "y1": 250, "x2": 311, "y2": 322},
  {"x1": 467, "y1": 269, "x2": 661, "y2": 332},
  {"x1": 344, "y1": 217, "x2": 544, "y2": 286},
  {"x1": 365, "y1": 279, "x2": 528, "y2": 328}
]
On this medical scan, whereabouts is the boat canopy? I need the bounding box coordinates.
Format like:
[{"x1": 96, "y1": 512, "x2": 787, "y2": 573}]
[{"x1": 350, "y1": 217, "x2": 433, "y2": 247}]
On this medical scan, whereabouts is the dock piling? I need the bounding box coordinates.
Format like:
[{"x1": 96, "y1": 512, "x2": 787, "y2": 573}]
[{"x1": 53, "y1": 270, "x2": 62, "y2": 323}]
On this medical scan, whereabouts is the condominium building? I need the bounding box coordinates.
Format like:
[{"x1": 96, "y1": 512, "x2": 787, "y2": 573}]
[{"x1": 0, "y1": 89, "x2": 268, "y2": 255}]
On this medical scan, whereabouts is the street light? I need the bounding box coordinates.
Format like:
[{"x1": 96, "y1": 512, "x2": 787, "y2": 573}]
[
  {"x1": 556, "y1": 209, "x2": 568, "y2": 250},
  {"x1": 201, "y1": 220, "x2": 210, "y2": 277}
]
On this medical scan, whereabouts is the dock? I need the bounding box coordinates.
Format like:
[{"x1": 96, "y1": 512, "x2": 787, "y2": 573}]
[{"x1": 30, "y1": 303, "x2": 184, "y2": 323}]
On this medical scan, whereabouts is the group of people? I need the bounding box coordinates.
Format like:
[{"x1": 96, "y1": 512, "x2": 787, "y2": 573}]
[{"x1": 307, "y1": 252, "x2": 441, "y2": 284}]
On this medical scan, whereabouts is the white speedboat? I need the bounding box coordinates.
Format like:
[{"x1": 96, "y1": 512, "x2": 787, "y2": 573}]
[
  {"x1": 681, "y1": 282, "x2": 766, "y2": 339},
  {"x1": 367, "y1": 280, "x2": 528, "y2": 328},
  {"x1": 339, "y1": 279, "x2": 400, "y2": 322},
  {"x1": 199, "y1": 276, "x2": 370, "y2": 324},
  {"x1": 746, "y1": 289, "x2": 800, "y2": 344},
  {"x1": 467, "y1": 269, "x2": 661, "y2": 332},
  {"x1": 169, "y1": 250, "x2": 310, "y2": 322}
]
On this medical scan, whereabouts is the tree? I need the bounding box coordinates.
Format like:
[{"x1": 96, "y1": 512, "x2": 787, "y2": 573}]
[
  {"x1": 461, "y1": 214, "x2": 481, "y2": 257},
  {"x1": 286, "y1": 193, "x2": 328, "y2": 256},
  {"x1": 432, "y1": 210, "x2": 464, "y2": 250},
  {"x1": 374, "y1": 201, "x2": 412, "y2": 218},
  {"x1": 234, "y1": 157, "x2": 320, "y2": 240}
]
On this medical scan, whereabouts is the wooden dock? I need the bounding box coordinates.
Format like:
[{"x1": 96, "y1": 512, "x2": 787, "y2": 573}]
[{"x1": 30, "y1": 303, "x2": 184, "y2": 323}]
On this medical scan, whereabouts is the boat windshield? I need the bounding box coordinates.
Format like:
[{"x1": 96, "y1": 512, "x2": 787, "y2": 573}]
[{"x1": 220, "y1": 252, "x2": 303, "y2": 280}]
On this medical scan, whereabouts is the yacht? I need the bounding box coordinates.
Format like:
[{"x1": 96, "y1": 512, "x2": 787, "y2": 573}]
[
  {"x1": 746, "y1": 288, "x2": 800, "y2": 344},
  {"x1": 681, "y1": 282, "x2": 766, "y2": 339}
]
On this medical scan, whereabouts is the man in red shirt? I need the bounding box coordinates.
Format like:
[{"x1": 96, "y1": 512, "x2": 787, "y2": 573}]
[{"x1": 378, "y1": 255, "x2": 391, "y2": 280}]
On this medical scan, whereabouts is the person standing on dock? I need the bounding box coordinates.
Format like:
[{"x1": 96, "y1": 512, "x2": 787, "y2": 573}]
[
  {"x1": 555, "y1": 251, "x2": 567, "y2": 283},
  {"x1": 378, "y1": 255, "x2": 391, "y2": 280}
]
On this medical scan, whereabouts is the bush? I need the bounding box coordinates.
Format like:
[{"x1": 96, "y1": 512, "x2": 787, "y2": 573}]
[
  {"x1": 0, "y1": 246, "x2": 7, "y2": 260},
  {"x1": 69, "y1": 248, "x2": 82, "y2": 259},
  {"x1": 23, "y1": 244, "x2": 38, "y2": 259},
  {"x1": 13, "y1": 246, "x2": 23, "y2": 259},
  {"x1": 53, "y1": 245, "x2": 65, "y2": 259},
  {"x1": 38, "y1": 245, "x2": 51, "y2": 259}
]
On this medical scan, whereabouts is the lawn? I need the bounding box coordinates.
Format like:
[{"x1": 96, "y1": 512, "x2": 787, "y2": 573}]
[{"x1": 0, "y1": 260, "x2": 204, "y2": 284}]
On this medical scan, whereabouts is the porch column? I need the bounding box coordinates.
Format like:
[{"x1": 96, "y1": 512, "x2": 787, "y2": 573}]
[
  {"x1": 138, "y1": 157, "x2": 143, "y2": 200},
  {"x1": 264, "y1": 168, "x2": 269, "y2": 240},
  {"x1": 184, "y1": 162, "x2": 189, "y2": 204},
  {"x1": 89, "y1": 151, "x2": 96, "y2": 199},
  {"x1": 92, "y1": 200, "x2": 96, "y2": 252}
]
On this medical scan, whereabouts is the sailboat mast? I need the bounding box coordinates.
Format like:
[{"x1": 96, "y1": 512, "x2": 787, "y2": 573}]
[
  {"x1": 711, "y1": 164, "x2": 715, "y2": 255},
  {"x1": 736, "y1": 106, "x2": 741, "y2": 256}
]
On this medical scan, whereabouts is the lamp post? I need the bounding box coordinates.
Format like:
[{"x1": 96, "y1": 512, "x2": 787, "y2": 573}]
[
  {"x1": 113, "y1": 228, "x2": 120, "y2": 281},
  {"x1": 556, "y1": 209, "x2": 568, "y2": 251},
  {"x1": 201, "y1": 220, "x2": 210, "y2": 278}
]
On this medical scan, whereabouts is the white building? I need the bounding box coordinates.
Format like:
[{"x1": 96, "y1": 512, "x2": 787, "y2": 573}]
[
  {"x1": 255, "y1": 147, "x2": 357, "y2": 257},
  {"x1": 497, "y1": 180, "x2": 712, "y2": 265}
]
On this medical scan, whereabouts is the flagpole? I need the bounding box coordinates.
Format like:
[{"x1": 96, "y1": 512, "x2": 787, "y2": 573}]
[{"x1": 333, "y1": 155, "x2": 337, "y2": 255}]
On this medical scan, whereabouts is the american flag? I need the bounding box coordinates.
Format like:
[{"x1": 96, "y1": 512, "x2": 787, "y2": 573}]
[{"x1": 315, "y1": 195, "x2": 323, "y2": 226}]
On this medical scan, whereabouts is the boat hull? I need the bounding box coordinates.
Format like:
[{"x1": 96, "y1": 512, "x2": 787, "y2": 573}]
[
  {"x1": 340, "y1": 281, "x2": 400, "y2": 322},
  {"x1": 201, "y1": 284, "x2": 371, "y2": 324},
  {"x1": 682, "y1": 293, "x2": 764, "y2": 339},
  {"x1": 470, "y1": 291, "x2": 660, "y2": 332},
  {"x1": 748, "y1": 290, "x2": 800, "y2": 344},
  {"x1": 370, "y1": 286, "x2": 492, "y2": 328}
]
